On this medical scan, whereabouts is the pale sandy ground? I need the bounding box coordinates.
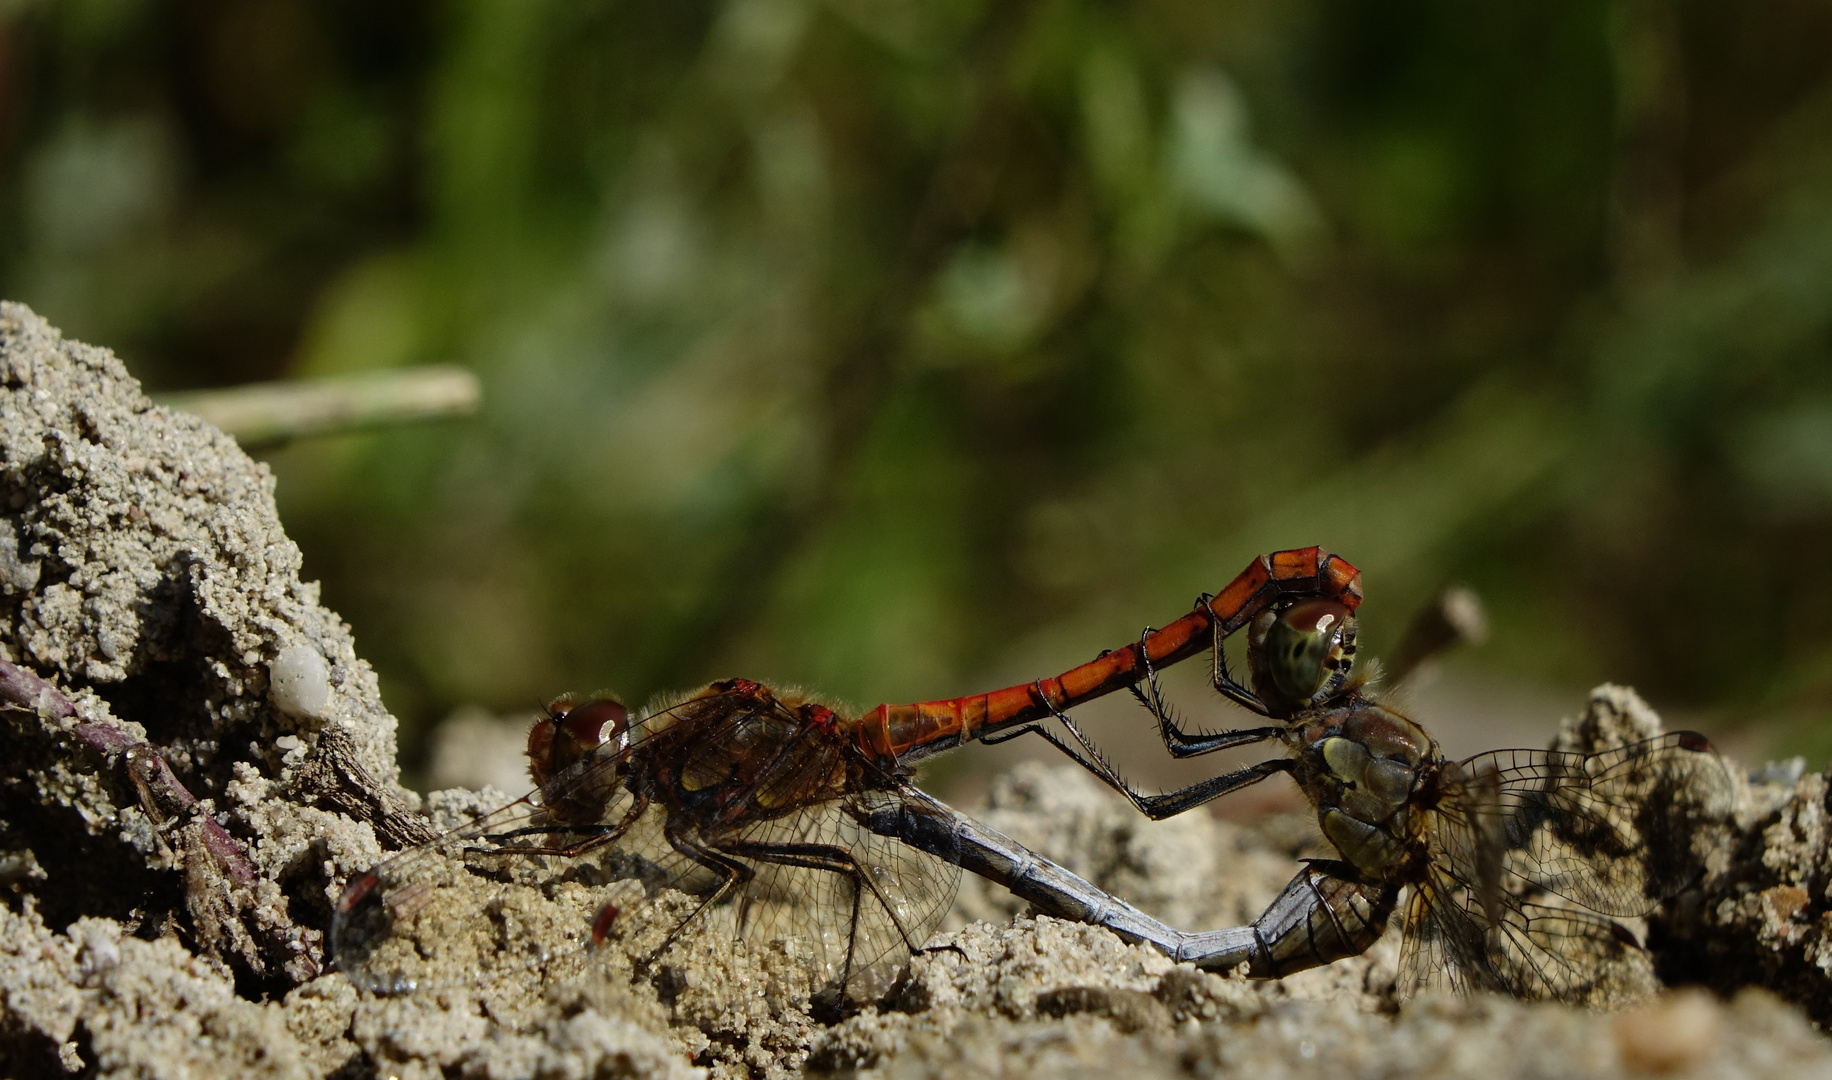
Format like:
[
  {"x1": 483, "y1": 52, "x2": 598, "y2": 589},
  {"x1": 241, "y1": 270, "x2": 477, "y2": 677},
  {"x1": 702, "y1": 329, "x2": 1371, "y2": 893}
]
[{"x1": 3, "y1": 302, "x2": 1832, "y2": 1079}]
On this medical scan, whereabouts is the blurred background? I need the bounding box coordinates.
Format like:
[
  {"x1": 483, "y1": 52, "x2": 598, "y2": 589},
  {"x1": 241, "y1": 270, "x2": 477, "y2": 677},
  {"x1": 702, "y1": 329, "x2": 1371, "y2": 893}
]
[{"x1": 4, "y1": 0, "x2": 1831, "y2": 794}]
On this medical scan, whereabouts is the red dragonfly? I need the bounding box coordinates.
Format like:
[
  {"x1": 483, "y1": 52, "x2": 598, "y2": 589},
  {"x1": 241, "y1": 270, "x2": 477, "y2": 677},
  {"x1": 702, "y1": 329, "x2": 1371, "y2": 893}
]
[
  {"x1": 332, "y1": 550, "x2": 1362, "y2": 1004},
  {"x1": 333, "y1": 548, "x2": 1730, "y2": 1005}
]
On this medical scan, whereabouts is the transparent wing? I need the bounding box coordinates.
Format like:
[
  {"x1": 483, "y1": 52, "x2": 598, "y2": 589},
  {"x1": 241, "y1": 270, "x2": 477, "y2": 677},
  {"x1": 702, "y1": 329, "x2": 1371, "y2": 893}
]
[
  {"x1": 1429, "y1": 731, "x2": 1733, "y2": 919},
  {"x1": 1395, "y1": 885, "x2": 1453, "y2": 995},
  {"x1": 701, "y1": 790, "x2": 961, "y2": 1004},
  {"x1": 331, "y1": 695, "x2": 728, "y2": 994},
  {"x1": 1397, "y1": 867, "x2": 1656, "y2": 1005},
  {"x1": 331, "y1": 687, "x2": 960, "y2": 1003},
  {"x1": 330, "y1": 757, "x2": 665, "y2": 992}
]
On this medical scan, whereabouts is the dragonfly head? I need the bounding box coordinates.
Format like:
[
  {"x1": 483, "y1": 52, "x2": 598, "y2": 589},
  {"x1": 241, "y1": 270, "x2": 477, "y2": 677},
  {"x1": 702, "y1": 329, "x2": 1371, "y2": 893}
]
[
  {"x1": 527, "y1": 695, "x2": 630, "y2": 788},
  {"x1": 1253, "y1": 598, "x2": 1358, "y2": 714}
]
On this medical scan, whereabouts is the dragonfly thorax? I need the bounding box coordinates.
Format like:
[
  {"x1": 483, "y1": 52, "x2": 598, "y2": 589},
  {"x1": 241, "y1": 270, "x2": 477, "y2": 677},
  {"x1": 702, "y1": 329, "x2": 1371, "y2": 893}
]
[
  {"x1": 666, "y1": 682, "x2": 860, "y2": 816},
  {"x1": 1299, "y1": 700, "x2": 1440, "y2": 883}
]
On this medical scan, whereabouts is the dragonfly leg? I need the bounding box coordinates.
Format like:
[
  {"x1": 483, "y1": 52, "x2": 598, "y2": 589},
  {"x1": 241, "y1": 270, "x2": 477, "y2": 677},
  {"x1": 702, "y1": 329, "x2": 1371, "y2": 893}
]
[
  {"x1": 985, "y1": 683, "x2": 1295, "y2": 820},
  {"x1": 470, "y1": 791, "x2": 651, "y2": 858},
  {"x1": 1043, "y1": 725, "x2": 1294, "y2": 819},
  {"x1": 972, "y1": 693, "x2": 1127, "y2": 785},
  {"x1": 1126, "y1": 625, "x2": 1207, "y2": 755},
  {"x1": 1199, "y1": 594, "x2": 1277, "y2": 717},
  {"x1": 1125, "y1": 623, "x2": 1287, "y2": 758},
  {"x1": 642, "y1": 826, "x2": 753, "y2": 969},
  {"x1": 715, "y1": 836, "x2": 927, "y2": 995}
]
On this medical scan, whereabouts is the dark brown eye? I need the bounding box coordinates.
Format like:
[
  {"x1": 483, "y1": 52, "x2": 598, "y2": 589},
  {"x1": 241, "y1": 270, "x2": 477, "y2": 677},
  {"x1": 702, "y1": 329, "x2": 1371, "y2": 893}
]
[
  {"x1": 1264, "y1": 599, "x2": 1355, "y2": 707},
  {"x1": 556, "y1": 698, "x2": 628, "y2": 749},
  {"x1": 527, "y1": 696, "x2": 628, "y2": 786}
]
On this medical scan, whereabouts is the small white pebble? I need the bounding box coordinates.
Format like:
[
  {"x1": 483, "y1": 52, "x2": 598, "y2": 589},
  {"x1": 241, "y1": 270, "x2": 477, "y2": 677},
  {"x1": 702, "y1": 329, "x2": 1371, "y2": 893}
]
[{"x1": 269, "y1": 644, "x2": 333, "y2": 720}]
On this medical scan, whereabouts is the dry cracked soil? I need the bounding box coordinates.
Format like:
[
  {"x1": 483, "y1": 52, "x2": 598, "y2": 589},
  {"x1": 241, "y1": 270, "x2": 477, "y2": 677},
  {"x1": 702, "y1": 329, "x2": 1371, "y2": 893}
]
[{"x1": 2, "y1": 302, "x2": 1831, "y2": 1079}]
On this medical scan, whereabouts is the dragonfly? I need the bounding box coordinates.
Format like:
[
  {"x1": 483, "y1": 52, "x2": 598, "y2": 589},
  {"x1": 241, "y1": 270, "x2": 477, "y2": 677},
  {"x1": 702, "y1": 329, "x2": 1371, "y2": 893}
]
[
  {"x1": 332, "y1": 549, "x2": 1731, "y2": 1005},
  {"x1": 906, "y1": 547, "x2": 1737, "y2": 1002},
  {"x1": 331, "y1": 552, "x2": 1365, "y2": 1005}
]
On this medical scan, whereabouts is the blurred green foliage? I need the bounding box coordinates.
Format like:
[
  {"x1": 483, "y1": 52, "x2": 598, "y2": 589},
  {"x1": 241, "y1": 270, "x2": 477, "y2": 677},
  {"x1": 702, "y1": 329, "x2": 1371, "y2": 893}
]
[{"x1": 5, "y1": 0, "x2": 1832, "y2": 765}]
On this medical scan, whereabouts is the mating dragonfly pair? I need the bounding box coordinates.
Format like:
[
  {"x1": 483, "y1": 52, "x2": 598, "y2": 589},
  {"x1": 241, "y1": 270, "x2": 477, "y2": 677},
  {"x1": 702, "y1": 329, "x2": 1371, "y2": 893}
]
[{"x1": 333, "y1": 549, "x2": 1733, "y2": 1007}]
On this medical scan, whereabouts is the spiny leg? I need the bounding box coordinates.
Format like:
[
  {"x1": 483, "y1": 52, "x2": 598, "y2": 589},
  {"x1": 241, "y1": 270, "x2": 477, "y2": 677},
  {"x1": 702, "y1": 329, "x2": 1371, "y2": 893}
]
[
  {"x1": 718, "y1": 839, "x2": 919, "y2": 941},
  {"x1": 992, "y1": 679, "x2": 1296, "y2": 820},
  {"x1": 1125, "y1": 626, "x2": 1186, "y2": 746},
  {"x1": 1200, "y1": 594, "x2": 1276, "y2": 716},
  {"x1": 716, "y1": 837, "x2": 919, "y2": 998},
  {"x1": 471, "y1": 791, "x2": 651, "y2": 859},
  {"x1": 643, "y1": 826, "x2": 752, "y2": 970},
  {"x1": 1125, "y1": 623, "x2": 1287, "y2": 758}
]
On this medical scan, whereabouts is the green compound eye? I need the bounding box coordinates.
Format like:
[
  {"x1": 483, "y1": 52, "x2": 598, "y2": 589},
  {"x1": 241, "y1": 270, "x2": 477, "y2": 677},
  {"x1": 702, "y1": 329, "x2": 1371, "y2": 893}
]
[{"x1": 1264, "y1": 598, "x2": 1356, "y2": 707}]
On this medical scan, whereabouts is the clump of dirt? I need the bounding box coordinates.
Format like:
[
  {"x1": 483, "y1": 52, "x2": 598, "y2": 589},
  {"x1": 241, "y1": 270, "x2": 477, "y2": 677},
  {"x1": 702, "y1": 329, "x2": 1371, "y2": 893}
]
[{"x1": 0, "y1": 302, "x2": 1826, "y2": 1078}]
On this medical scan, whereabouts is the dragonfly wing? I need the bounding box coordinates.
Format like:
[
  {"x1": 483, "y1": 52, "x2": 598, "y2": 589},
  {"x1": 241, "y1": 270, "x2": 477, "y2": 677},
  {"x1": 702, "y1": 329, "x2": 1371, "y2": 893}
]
[
  {"x1": 1397, "y1": 873, "x2": 1501, "y2": 997},
  {"x1": 718, "y1": 789, "x2": 961, "y2": 1005},
  {"x1": 1478, "y1": 899, "x2": 1655, "y2": 1005},
  {"x1": 331, "y1": 697, "x2": 733, "y2": 994},
  {"x1": 1436, "y1": 732, "x2": 1732, "y2": 918},
  {"x1": 1398, "y1": 867, "x2": 1656, "y2": 1004},
  {"x1": 330, "y1": 777, "x2": 664, "y2": 993}
]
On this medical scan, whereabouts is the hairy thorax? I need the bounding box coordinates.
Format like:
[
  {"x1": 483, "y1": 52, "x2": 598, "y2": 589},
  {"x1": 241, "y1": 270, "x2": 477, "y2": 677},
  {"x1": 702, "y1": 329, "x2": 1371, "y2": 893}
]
[{"x1": 1291, "y1": 697, "x2": 1440, "y2": 884}]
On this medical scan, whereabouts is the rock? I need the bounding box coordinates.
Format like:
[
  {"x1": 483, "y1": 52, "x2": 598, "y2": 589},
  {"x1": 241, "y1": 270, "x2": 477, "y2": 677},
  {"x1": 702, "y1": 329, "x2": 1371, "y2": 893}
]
[{"x1": 269, "y1": 644, "x2": 333, "y2": 721}]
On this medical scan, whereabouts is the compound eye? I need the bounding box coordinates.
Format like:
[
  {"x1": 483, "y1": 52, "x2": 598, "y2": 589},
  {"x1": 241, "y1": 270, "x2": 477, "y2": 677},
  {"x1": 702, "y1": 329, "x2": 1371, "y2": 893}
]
[
  {"x1": 529, "y1": 696, "x2": 629, "y2": 787},
  {"x1": 556, "y1": 698, "x2": 628, "y2": 750},
  {"x1": 1264, "y1": 599, "x2": 1355, "y2": 706}
]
